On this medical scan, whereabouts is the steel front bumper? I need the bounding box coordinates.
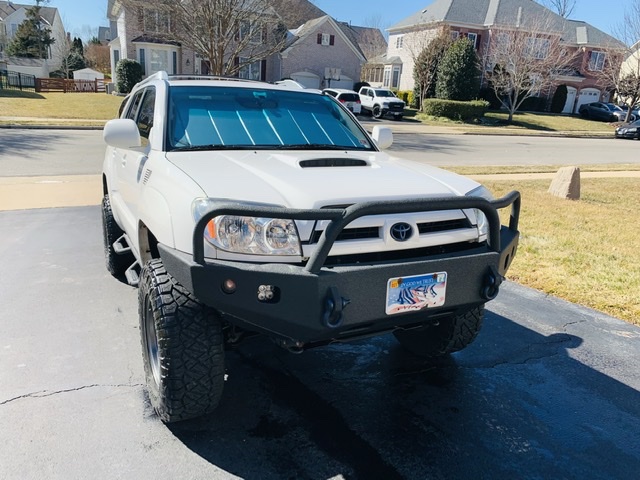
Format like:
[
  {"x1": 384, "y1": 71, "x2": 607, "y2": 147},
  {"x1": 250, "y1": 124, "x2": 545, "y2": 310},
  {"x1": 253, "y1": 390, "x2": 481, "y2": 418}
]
[{"x1": 159, "y1": 193, "x2": 520, "y2": 345}]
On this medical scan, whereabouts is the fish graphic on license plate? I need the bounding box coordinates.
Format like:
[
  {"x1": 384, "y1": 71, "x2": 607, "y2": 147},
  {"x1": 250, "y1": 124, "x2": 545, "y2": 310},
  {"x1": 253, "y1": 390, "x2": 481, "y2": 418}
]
[{"x1": 385, "y1": 272, "x2": 447, "y2": 315}]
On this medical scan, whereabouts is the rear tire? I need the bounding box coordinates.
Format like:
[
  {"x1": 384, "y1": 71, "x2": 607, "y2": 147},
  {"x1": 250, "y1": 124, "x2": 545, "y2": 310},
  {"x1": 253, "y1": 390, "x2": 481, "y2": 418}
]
[
  {"x1": 139, "y1": 258, "x2": 225, "y2": 423},
  {"x1": 393, "y1": 306, "x2": 484, "y2": 357},
  {"x1": 101, "y1": 194, "x2": 133, "y2": 276}
]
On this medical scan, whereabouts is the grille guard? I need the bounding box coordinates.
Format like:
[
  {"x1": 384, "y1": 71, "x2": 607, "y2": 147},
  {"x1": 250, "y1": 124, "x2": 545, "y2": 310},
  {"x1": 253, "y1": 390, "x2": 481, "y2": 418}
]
[{"x1": 193, "y1": 191, "x2": 521, "y2": 275}]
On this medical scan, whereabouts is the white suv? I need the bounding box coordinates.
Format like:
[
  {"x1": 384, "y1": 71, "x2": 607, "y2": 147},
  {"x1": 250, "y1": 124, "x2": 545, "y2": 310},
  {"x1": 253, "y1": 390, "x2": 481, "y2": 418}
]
[
  {"x1": 358, "y1": 86, "x2": 405, "y2": 119},
  {"x1": 102, "y1": 71, "x2": 520, "y2": 422},
  {"x1": 322, "y1": 88, "x2": 362, "y2": 115}
]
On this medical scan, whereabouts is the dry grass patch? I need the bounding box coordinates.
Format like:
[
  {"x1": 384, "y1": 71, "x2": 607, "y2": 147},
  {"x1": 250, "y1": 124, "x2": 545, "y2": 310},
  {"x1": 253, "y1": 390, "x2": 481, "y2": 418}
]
[
  {"x1": 448, "y1": 164, "x2": 640, "y2": 176},
  {"x1": 482, "y1": 178, "x2": 640, "y2": 324},
  {"x1": 0, "y1": 91, "x2": 123, "y2": 120}
]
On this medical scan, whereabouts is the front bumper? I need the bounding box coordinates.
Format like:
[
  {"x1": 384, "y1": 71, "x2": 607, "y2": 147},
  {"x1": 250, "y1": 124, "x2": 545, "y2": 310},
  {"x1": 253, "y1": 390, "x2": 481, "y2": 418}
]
[{"x1": 159, "y1": 193, "x2": 520, "y2": 345}]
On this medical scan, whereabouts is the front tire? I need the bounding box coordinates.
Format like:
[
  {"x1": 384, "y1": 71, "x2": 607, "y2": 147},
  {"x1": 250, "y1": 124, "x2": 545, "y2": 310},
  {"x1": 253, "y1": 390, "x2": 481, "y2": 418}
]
[
  {"x1": 393, "y1": 306, "x2": 484, "y2": 357},
  {"x1": 139, "y1": 258, "x2": 225, "y2": 423},
  {"x1": 101, "y1": 194, "x2": 133, "y2": 276},
  {"x1": 373, "y1": 105, "x2": 383, "y2": 118}
]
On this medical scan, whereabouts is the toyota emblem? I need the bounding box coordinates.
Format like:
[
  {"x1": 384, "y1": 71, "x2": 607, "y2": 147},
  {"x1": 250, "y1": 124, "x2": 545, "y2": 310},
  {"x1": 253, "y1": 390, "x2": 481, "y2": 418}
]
[{"x1": 390, "y1": 222, "x2": 412, "y2": 242}]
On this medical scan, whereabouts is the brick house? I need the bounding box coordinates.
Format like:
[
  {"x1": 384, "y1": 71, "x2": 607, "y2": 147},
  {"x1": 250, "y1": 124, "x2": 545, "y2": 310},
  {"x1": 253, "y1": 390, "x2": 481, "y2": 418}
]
[
  {"x1": 279, "y1": 15, "x2": 371, "y2": 89},
  {"x1": 369, "y1": 0, "x2": 624, "y2": 113},
  {"x1": 106, "y1": 0, "x2": 384, "y2": 90}
]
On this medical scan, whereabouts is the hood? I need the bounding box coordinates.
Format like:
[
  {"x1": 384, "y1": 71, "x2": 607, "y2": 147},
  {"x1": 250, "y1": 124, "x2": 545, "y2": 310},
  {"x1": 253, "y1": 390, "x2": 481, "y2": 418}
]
[{"x1": 166, "y1": 150, "x2": 479, "y2": 208}]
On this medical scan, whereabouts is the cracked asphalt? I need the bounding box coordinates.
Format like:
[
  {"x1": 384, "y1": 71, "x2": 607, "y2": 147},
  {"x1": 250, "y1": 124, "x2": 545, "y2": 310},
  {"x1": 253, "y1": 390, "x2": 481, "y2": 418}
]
[{"x1": 1, "y1": 206, "x2": 639, "y2": 480}]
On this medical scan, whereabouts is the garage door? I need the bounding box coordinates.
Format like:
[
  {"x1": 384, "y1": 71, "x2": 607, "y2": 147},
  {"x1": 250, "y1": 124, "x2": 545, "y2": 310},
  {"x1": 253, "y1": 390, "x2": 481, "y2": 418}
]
[
  {"x1": 574, "y1": 88, "x2": 600, "y2": 113},
  {"x1": 290, "y1": 72, "x2": 320, "y2": 89},
  {"x1": 562, "y1": 86, "x2": 577, "y2": 114},
  {"x1": 328, "y1": 76, "x2": 355, "y2": 90}
]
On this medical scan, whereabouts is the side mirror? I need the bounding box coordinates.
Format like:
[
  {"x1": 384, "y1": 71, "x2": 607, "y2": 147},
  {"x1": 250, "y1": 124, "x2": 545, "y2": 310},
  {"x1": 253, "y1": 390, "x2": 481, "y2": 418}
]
[
  {"x1": 103, "y1": 119, "x2": 141, "y2": 149},
  {"x1": 371, "y1": 126, "x2": 393, "y2": 150}
]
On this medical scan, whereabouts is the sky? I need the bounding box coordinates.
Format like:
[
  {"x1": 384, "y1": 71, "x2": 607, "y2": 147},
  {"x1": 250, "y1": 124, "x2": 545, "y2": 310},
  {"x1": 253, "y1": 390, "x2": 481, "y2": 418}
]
[{"x1": 49, "y1": 0, "x2": 635, "y2": 42}]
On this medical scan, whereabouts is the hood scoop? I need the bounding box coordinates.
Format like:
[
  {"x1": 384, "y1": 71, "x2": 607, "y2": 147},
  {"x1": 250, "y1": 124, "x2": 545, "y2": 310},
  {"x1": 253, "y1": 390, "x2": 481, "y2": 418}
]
[{"x1": 299, "y1": 158, "x2": 368, "y2": 168}]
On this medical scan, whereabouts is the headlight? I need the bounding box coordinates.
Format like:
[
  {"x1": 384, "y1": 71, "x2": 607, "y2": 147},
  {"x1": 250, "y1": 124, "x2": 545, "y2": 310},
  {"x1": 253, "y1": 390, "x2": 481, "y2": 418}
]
[
  {"x1": 382, "y1": 102, "x2": 390, "y2": 107},
  {"x1": 192, "y1": 199, "x2": 302, "y2": 256},
  {"x1": 466, "y1": 185, "x2": 494, "y2": 238}
]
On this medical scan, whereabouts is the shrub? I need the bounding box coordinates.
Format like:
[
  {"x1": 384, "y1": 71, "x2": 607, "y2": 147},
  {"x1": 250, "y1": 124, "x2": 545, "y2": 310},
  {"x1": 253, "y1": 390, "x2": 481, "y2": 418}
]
[
  {"x1": 422, "y1": 98, "x2": 489, "y2": 121},
  {"x1": 479, "y1": 86, "x2": 502, "y2": 110},
  {"x1": 116, "y1": 59, "x2": 143, "y2": 94},
  {"x1": 518, "y1": 96, "x2": 547, "y2": 112},
  {"x1": 550, "y1": 85, "x2": 568, "y2": 114},
  {"x1": 396, "y1": 90, "x2": 413, "y2": 105},
  {"x1": 435, "y1": 38, "x2": 480, "y2": 101}
]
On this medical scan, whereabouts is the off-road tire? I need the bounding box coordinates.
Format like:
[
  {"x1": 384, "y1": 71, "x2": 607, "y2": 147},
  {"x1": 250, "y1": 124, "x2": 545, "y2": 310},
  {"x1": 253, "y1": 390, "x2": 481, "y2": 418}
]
[
  {"x1": 372, "y1": 105, "x2": 383, "y2": 119},
  {"x1": 102, "y1": 194, "x2": 133, "y2": 276},
  {"x1": 393, "y1": 305, "x2": 485, "y2": 357},
  {"x1": 139, "y1": 258, "x2": 225, "y2": 423}
]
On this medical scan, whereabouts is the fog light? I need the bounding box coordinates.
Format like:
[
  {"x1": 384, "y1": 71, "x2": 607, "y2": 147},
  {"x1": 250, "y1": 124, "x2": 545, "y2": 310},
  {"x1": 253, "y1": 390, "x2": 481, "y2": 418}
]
[
  {"x1": 222, "y1": 279, "x2": 237, "y2": 294},
  {"x1": 258, "y1": 285, "x2": 275, "y2": 302}
]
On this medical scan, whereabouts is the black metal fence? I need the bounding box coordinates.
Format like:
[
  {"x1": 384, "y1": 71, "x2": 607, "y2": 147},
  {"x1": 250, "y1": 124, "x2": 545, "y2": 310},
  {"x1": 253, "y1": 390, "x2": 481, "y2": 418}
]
[{"x1": 0, "y1": 70, "x2": 36, "y2": 92}]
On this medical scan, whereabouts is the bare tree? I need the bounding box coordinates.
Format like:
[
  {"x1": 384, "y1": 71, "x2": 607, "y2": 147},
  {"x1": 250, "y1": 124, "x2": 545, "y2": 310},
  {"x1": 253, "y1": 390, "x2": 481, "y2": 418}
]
[
  {"x1": 85, "y1": 43, "x2": 111, "y2": 74},
  {"x1": 536, "y1": 0, "x2": 576, "y2": 19},
  {"x1": 119, "y1": 0, "x2": 288, "y2": 77},
  {"x1": 484, "y1": 14, "x2": 581, "y2": 122}
]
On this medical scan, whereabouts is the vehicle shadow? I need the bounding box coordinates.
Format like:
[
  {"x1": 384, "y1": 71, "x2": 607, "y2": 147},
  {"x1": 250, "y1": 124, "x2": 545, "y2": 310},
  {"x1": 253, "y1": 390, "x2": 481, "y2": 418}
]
[{"x1": 167, "y1": 309, "x2": 640, "y2": 480}]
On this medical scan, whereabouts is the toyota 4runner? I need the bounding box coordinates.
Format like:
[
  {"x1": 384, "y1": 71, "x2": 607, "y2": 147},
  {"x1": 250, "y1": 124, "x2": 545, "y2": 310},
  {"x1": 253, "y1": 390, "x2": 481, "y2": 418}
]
[{"x1": 102, "y1": 72, "x2": 520, "y2": 423}]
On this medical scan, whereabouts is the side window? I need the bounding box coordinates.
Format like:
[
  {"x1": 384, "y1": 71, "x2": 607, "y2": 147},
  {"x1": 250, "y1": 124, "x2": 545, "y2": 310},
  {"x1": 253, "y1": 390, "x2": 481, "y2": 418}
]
[
  {"x1": 125, "y1": 91, "x2": 144, "y2": 120},
  {"x1": 136, "y1": 88, "x2": 156, "y2": 141},
  {"x1": 326, "y1": 90, "x2": 337, "y2": 98},
  {"x1": 118, "y1": 96, "x2": 130, "y2": 118}
]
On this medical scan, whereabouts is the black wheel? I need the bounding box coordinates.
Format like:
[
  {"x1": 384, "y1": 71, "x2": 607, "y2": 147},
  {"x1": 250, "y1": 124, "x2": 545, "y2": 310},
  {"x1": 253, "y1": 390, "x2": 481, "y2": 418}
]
[
  {"x1": 393, "y1": 306, "x2": 484, "y2": 357},
  {"x1": 102, "y1": 194, "x2": 133, "y2": 276},
  {"x1": 372, "y1": 105, "x2": 383, "y2": 118},
  {"x1": 139, "y1": 258, "x2": 225, "y2": 423}
]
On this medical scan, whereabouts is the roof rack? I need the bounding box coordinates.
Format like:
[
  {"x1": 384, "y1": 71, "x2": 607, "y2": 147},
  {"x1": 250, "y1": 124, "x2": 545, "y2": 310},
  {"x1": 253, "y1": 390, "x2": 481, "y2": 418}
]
[{"x1": 167, "y1": 74, "x2": 256, "y2": 83}]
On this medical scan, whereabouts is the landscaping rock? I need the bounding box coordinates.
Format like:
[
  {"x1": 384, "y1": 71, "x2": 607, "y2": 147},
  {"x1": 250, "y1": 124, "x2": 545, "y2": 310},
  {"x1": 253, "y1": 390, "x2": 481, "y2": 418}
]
[{"x1": 548, "y1": 166, "x2": 580, "y2": 200}]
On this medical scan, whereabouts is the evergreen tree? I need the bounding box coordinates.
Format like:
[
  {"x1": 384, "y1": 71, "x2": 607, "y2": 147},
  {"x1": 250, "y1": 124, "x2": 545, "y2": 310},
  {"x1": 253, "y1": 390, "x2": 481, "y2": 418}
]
[
  {"x1": 6, "y1": 1, "x2": 55, "y2": 59},
  {"x1": 413, "y1": 28, "x2": 453, "y2": 108},
  {"x1": 435, "y1": 38, "x2": 480, "y2": 101},
  {"x1": 550, "y1": 85, "x2": 568, "y2": 114}
]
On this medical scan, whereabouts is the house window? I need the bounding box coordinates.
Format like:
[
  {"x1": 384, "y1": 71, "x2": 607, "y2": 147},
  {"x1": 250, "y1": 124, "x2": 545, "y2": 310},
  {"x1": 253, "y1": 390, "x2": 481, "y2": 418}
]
[
  {"x1": 113, "y1": 49, "x2": 120, "y2": 66},
  {"x1": 395, "y1": 36, "x2": 404, "y2": 49},
  {"x1": 383, "y1": 67, "x2": 391, "y2": 87},
  {"x1": 451, "y1": 31, "x2": 460, "y2": 40},
  {"x1": 239, "y1": 57, "x2": 262, "y2": 80},
  {"x1": 467, "y1": 32, "x2": 478, "y2": 48},
  {"x1": 392, "y1": 66, "x2": 401, "y2": 88},
  {"x1": 139, "y1": 48, "x2": 146, "y2": 75},
  {"x1": 144, "y1": 9, "x2": 170, "y2": 33},
  {"x1": 526, "y1": 37, "x2": 550, "y2": 59},
  {"x1": 149, "y1": 49, "x2": 169, "y2": 75},
  {"x1": 317, "y1": 33, "x2": 335, "y2": 46},
  {"x1": 239, "y1": 20, "x2": 263, "y2": 44},
  {"x1": 588, "y1": 51, "x2": 606, "y2": 71},
  {"x1": 173, "y1": 52, "x2": 177, "y2": 74}
]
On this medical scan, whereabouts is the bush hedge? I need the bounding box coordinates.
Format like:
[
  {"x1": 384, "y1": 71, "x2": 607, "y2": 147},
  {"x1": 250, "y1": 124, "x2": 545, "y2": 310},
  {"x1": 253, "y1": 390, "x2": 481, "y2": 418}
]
[
  {"x1": 395, "y1": 90, "x2": 414, "y2": 106},
  {"x1": 116, "y1": 59, "x2": 143, "y2": 94},
  {"x1": 421, "y1": 98, "x2": 489, "y2": 121}
]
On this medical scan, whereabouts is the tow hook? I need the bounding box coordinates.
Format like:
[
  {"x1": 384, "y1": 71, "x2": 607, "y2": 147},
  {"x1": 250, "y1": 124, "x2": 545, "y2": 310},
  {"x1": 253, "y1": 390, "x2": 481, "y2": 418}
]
[
  {"x1": 322, "y1": 286, "x2": 350, "y2": 328},
  {"x1": 481, "y1": 266, "x2": 504, "y2": 301}
]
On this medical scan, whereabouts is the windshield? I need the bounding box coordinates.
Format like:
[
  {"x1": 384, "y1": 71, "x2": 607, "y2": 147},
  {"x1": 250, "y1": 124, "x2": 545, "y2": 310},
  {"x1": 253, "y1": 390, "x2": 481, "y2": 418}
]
[
  {"x1": 375, "y1": 90, "x2": 396, "y2": 98},
  {"x1": 167, "y1": 86, "x2": 374, "y2": 151}
]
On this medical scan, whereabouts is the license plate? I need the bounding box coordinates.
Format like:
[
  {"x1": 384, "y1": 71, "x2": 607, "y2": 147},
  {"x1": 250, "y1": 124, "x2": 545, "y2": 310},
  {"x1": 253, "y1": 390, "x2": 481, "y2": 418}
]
[{"x1": 385, "y1": 272, "x2": 447, "y2": 315}]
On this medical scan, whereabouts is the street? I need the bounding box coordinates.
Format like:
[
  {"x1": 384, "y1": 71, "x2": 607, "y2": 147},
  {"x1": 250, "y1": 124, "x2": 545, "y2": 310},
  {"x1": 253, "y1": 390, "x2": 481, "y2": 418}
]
[{"x1": 1, "y1": 128, "x2": 640, "y2": 479}]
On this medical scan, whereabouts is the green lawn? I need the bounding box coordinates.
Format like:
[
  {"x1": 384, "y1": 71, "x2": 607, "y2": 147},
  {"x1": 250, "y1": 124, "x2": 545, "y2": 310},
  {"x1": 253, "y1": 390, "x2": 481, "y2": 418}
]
[{"x1": 0, "y1": 90, "x2": 123, "y2": 121}]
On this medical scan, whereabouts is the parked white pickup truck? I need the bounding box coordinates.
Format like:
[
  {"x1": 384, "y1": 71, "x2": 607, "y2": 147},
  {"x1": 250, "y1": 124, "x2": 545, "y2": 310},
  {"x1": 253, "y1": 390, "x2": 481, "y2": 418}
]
[
  {"x1": 358, "y1": 86, "x2": 406, "y2": 120},
  {"x1": 102, "y1": 71, "x2": 520, "y2": 423}
]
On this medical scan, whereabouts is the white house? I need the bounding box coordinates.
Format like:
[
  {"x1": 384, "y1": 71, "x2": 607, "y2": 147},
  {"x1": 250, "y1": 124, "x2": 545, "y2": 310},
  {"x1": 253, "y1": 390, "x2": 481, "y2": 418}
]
[{"x1": 0, "y1": 1, "x2": 67, "y2": 75}]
